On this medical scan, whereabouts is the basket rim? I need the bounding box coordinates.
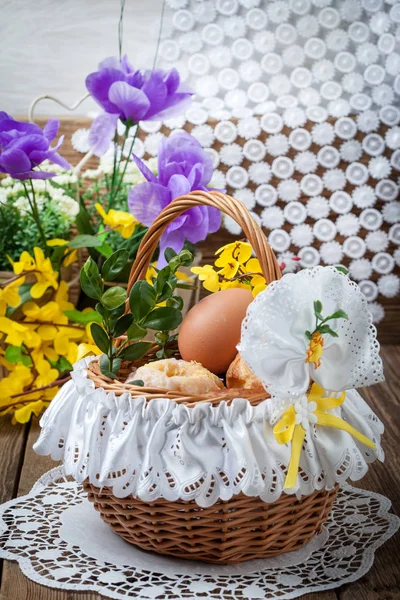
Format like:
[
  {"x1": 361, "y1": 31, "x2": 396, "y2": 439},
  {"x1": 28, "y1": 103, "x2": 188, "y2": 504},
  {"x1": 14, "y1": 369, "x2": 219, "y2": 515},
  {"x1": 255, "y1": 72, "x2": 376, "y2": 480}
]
[{"x1": 86, "y1": 356, "x2": 269, "y2": 406}]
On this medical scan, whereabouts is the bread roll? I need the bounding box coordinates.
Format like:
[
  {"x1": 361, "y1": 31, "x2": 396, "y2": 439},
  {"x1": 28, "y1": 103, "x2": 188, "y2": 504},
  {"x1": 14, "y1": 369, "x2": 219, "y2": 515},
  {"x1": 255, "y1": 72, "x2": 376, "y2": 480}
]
[{"x1": 226, "y1": 353, "x2": 265, "y2": 393}]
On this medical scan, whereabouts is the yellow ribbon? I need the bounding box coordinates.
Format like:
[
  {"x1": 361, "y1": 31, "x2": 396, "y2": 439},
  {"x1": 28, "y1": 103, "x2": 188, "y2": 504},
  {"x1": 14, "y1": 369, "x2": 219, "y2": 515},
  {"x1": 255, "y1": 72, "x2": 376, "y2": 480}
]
[{"x1": 273, "y1": 383, "x2": 376, "y2": 490}]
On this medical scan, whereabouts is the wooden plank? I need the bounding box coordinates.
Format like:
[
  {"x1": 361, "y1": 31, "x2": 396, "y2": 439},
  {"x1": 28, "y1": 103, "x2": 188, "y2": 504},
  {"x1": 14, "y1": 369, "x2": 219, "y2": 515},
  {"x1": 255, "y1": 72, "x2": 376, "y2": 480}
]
[
  {"x1": 0, "y1": 420, "x2": 99, "y2": 600},
  {"x1": 0, "y1": 419, "x2": 28, "y2": 504}
]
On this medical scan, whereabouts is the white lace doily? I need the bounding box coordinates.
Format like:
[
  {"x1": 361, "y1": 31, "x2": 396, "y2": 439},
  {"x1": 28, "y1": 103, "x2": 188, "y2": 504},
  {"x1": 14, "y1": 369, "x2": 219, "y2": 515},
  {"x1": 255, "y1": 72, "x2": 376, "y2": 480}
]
[{"x1": 0, "y1": 467, "x2": 398, "y2": 600}]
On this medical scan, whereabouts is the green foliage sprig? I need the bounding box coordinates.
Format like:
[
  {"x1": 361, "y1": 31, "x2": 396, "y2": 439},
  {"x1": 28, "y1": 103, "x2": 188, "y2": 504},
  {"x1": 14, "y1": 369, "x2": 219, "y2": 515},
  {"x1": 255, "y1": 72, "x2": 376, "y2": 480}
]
[
  {"x1": 305, "y1": 300, "x2": 349, "y2": 341},
  {"x1": 79, "y1": 247, "x2": 194, "y2": 379}
]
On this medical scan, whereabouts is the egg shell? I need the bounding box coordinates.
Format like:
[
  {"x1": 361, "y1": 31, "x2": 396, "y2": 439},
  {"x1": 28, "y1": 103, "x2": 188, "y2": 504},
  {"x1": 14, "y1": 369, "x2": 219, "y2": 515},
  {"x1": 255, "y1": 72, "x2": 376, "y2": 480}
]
[{"x1": 178, "y1": 288, "x2": 254, "y2": 375}]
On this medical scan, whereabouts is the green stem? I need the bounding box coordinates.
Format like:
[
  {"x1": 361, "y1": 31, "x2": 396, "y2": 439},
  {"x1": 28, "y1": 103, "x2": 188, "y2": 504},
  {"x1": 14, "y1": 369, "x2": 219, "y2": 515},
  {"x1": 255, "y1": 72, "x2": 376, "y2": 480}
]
[
  {"x1": 22, "y1": 181, "x2": 49, "y2": 256},
  {"x1": 111, "y1": 124, "x2": 138, "y2": 202}
]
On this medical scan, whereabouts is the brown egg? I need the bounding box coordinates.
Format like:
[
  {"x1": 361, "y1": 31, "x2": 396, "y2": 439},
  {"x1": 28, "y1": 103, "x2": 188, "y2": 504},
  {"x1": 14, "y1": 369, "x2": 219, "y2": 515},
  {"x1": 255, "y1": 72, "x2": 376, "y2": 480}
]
[{"x1": 178, "y1": 288, "x2": 254, "y2": 374}]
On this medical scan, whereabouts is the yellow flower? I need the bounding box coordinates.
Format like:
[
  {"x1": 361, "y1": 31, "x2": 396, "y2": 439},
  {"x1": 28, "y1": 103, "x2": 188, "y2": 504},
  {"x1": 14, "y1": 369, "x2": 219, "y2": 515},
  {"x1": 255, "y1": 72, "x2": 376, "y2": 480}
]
[
  {"x1": 96, "y1": 203, "x2": 137, "y2": 239},
  {"x1": 191, "y1": 265, "x2": 220, "y2": 293},
  {"x1": 0, "y1": 364, "x2": 34, "y2": 400},
  {"x1": 14, "y1": 400, "x2": 48, "y2": 424},
  {"x1": 55, "y1": 281, "x2": 74, "y2": 312},
  {"x1": 219, "y1": 280, "x2": 249, "y2": 291},
  {"x1": 47, "y1": 239, "x2": 78, "y2": 268},
  {"x1": 215, "y1": 241, "x2": 252, "y2": 267},
  {"x1": 35, "y1": 358, "x2": 59, "y2": 388},
  {"x1": 30, "y1": 247, "x2": 59, "y2": 298},
  {"x1": 306, "y1": 332, "x2": 324, "y2": 369},
  {"x1": 9, "y1": 251, "x2": 36, "y2": 275},
  {"x1": 47, "y1": 239, "x2": 69, "y2": 247},
  {"x1": 0, "y1": 276, "x2": 25, "y2": 316},
  {"x1": 217, "y1": 261, "x2": 240, "y2": 279},
  {"x1": 0, "y1": 317, "x2": 41, "y2": 348}
]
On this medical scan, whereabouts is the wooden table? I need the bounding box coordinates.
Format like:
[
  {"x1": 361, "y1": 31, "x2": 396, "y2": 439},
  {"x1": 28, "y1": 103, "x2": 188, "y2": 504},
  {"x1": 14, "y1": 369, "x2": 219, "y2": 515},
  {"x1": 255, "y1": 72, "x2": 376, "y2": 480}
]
[{"x1": 0, "y1": 346, "x2": 398, "y2": 600}]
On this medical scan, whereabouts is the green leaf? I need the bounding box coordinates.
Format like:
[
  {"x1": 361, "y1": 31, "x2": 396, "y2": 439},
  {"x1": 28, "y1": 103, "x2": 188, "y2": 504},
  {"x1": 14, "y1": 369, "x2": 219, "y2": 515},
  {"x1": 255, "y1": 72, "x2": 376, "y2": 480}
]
[
  {"x1": 305, "y1": 330, "x2": 312, "y2": 340},
  {"x1": 143, "y1": 307, "x2": 183, "y2": 331},
  {"x1": 177, "y1": 249, "x2": 193, "y2": 267},
  {"x1": 111, "y1": 358, "x2": 121, "y2": 375},
  {"x1": 127, "y1": 379, "x2": 144, "y2": 387},
  {"x1": 129, "y1": 281, "x2": 157, "y2": 321},
  {"x1": 58, "y1": 356, "x2": 73, "y2": 373},
  {"x1": 126, "y1": 322, "x2": 147, "y2": 341},
  {"x1": 80, "y1": 257, "x2": 103, "y2": 300},
  {"x1": 318, "y1": 325, "x2": 338, "y2": 337},
  {"x1": 164, "y1": 247, "x2": 177, "y2": 263},
  {"x1": 113, "y1": 314, "x2": 134, "y2": 337},
  {"x1": 336, "y1": 266, "x2": 348, "y2": 275},
  {"x1": 69, "y1": 234, "x2": 104, "y2": 249},
  {"x1": 96, "y1": 241, "x2": 113, "y2": 258},
  {"x1": 102, "y1": 249, "x2": 130, "y2": 281},
  {"x1": 6, "y1": 283, "x2": 33, "y2": 316},
  {"x1": 5, "y1": 345, "x2": 31, "y2": 367},
  {"x1": 166, "y1": 295, "x2": 184, "y2": 311},
  {"x1": 90, "y1": 323, "x2": 110, "y2": 353},
  {"x1": 313, "y1": 300, "x2": 323, "y2": 315},
  {"x1": 155, "y1": 266, "x2": 171, "y2": 295},
  {"x1": 100, "y1": 353, "x2": 110, "y2": 373},
  {"x1": 101, "y1": 286, "x2": 126, "y2": 310},
  {"x1": 118, "y1": 341, "x2": 153, "y2": 361},
  {"x1": 63, "y1": 309, "x2": 102, "y2": 325},
  {"x1": 48, "y1": 179, "x2": 77, "y2": 199},
  {"x1": 75, "y1": 206, "x2": 95, "y2": 235},
  {"x1": 326, "y1": 309, "x2": 349, "y2": 321}
]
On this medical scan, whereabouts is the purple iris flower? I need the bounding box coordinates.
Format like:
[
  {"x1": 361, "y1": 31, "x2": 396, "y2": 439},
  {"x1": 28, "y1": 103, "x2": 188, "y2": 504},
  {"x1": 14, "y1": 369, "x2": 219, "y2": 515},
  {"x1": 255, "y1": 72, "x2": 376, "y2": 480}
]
[
  {"x1": 128, "y1": 131, "x2": 221, "y2": 266},
  {"x1": 86, "y1": 56, "x2": 193, "y2": 156},
  {"x1": 0, "y1": 113, "x2": 70, "y2": 180}
]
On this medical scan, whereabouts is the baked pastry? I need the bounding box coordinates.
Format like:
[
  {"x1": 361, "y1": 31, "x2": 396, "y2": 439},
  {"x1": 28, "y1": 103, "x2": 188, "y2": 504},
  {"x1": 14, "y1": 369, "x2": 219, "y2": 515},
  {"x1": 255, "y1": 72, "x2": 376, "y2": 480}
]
[
  {"x1": 127, "y1": 358, "x2": 225, "y2": 394},
  {"x1": 226, "y1": 353, "x2": 265, "y2": 393}
]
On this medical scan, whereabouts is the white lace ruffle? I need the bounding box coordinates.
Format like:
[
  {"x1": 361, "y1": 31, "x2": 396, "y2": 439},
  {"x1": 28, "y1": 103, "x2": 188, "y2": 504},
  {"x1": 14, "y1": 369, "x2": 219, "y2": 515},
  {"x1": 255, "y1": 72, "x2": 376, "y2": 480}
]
[{"x1": 34, "y1": 358, "x2": 384, "y2": 508}]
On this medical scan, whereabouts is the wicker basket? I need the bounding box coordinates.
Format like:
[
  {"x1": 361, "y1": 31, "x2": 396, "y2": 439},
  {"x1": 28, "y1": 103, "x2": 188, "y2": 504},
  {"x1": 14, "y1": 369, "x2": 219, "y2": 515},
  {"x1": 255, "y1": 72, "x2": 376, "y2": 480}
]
[{"x1": 83, "y1": 189, "x2": 339, "y2": 564}]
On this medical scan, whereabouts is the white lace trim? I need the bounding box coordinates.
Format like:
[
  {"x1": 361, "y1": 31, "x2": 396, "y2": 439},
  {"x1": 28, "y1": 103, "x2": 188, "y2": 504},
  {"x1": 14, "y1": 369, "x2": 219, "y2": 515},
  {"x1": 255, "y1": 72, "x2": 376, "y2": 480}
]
[{"x1": 34, "y1": 358, "x2": 384, "y2": 507}]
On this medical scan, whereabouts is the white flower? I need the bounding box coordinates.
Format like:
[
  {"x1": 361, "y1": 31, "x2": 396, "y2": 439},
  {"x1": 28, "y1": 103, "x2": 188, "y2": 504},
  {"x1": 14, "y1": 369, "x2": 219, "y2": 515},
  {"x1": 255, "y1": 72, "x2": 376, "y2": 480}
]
[
  {"x1": 58, "y1": 196, "x2": 80, "y2": 218},
  {"x1": 243, "y1": 139, "x2": 266, "y2": 162},
  {"x1": 210, "y1": 169, "x2": 226, "y2": 189},
  {"x1": 0, "y1": 188, "x2": 8, "y2": 205},
  {"x1": 370, "y1": 11, "x2": 391, "y2": 34},
  {"x1": 224, "y1": 215, "x2": 242, "y2": 235},
  {"x1": 336, "y1": 213, "x2": 360, "y2": 236},
  {"x1": 269, "y1": 74, "x2": 292, "y2": 96},
  {"x1": 239, "y1": 60, "x2": 262, "y2": 83},
  {"x1": 294, "y1": 151, "x2": 318, "y2": 174},
  {"x1": 382, "y1": 201, "x2": 400, "y2": 224},
  {"x1": 318, "y1": 146, "x2": 340, "y2": 168},
  {"x1": 323, "y1": 168, "x2": 346, "y2": 191},
  {"x1": 166, "y1": 0, "x2": 188, "y2": 8},
  {"x1": 349, "y1": 258, "x2": 372, "y2": 281},
  {"x1": 237, "y1": 116, "x2": 261, "y2": 139},
  {"x1": 367, "y1": 301, "x2": 385, "y2": 324},
  {"x1": 209, "y1": 46, "x2": 232, "y2": 69},
  {"x1": 311, "y1": 122, "x2": 335, "y2": 145},
  {"x1": 272, "y1": 157, "x2": 294, "y2": 179},
  {"x1": 71, "y1": 128, "x2": 90, "y2": 153},
  {"x1": 14, "y1": 196, "x2": 30, "y2": 217},
  {"x1": 368, "y1": 156, "x2": 391, "y2": 180},
  {"x1": 341, "y1": 73, "x2": 364, "y2": 94},
  {"x1": 372, "y1": 252, "x2": 395, "y2": 275},
  {"x1": 298, "y1": 87, "x2": 321, "y2": 106},
  {"x1": 297, "y1": 15, "x2": 319, "y2": 37},
  {"x1": 300, "y1": 174, "x2": 323, "y2": 196},
  {"x1": 362, "y1": 133, "x2": 385, "y2": 157},
  {"x1": 377, "y1": 274, "x2": 400, "y2": 298},
  {"x1": 253, "y1": 31, "x2": 276, "y2": 53},
  {"x1": 340, "y1": 0, "x2": 362, "y2": 21},
  {"x1": 283, "y1": 45, "x2": 305, "y2": 67},
  {"x1": 224, "y1": 16, "x2": 246, "y2": 38},
  {"x1": 312, "y1": 60, "x2": 335, "y2": 82},
  {"x1": 193, "y1": 1, "x2": 216, "y2": 24},
  {"x1": 357, "y1": 111, "x2": 380, "y2": 134},
  {"x1": 372, "y1": 84, "x2": 394, "y2": 106},
  {"x1": 366, "y1": 230, "x2": 389, "y2": 252},
  {"x1": 376, "y1": 179, "x2": 398, "y2": 201},
  {"x1": 385, "y1": 127, "x2": 400, "y2": 150},
  {"x1": 266, "y1": 134, "x2": 289, "y2": 157},
  {"x1": 307, "y1": 196, "x2": 330, "y2": 219},
  {"x1": 386, "y1": 53, "x2": 400, "y2": 76},
  {"x1": 298, "y1": 246, "x2": 320, "y2": 267},
  {"x1": 261, "y1": 112, "x2": 283, "y2": 134},
  {"x1": 179, "y1": 32, "x2": 203, "y2": 53},
  {"x1": 352, "y1": 185, "x2": 376, "y2": 209},
  {"x1": 291, "y1": 223, "x2": 314, "y2": 247},
  {"x1": 0, "y1": 176, "x2": 14, "y2": 187},
  {"x1": 359, "y1": 208, "x2": 382, "y2": 231},
  {"x1": 261, "y1": 206, "x2": 285, "y2": 228},
  {"x1": 249, "y1": 162, "x2": 272, "y2": 184},
  {"x1": 343, "y1": 236, "x2": 366, "y2": 259},
  {"x1": 284, "y1": 201, "x2": 307, "y2": 224},
  {"x1": 277, "y1": 251, "x2": 301, "y2": 274},
  {"x1": 278, "y1": 179, "x2": 301, "y2": 202},
  {"x1": 328, "y1": 99, "x2": 350, "y2": 118},
  {"x1": 394, "y1": 247, "x2": 400, "y2": 266},
  {"x1": 235, "y1": 188, "x2": 256, "y2": 210},
  {"x1": 356, "y1": 43, "x2": 379, "y2": 66},
  {"x1": 346, "y1": 162, "x2": 369, "y2": 185},
  {"x1": 326, "y1": 29, "x2": 349, "y2": 51},
  {"x1": 220, "y1": 143, "x2": 244, "y2": 166},
  {"x1": 320, "y1": 241, "x2": 344, "y2": 265},
  {"x1": 313, "y1": 218, "x2": 337, "y2": 242},
  {"x1": 191, "y1": 124, "x2": 215, "y2": 147},
  {"x1": 267, "y1": 0, "x2": 290, "y2": 23},
  {"x1": 283, "y1": 107, "x2": 306, "y2": 128},
  {"x1": 52, "y1": 173, "x2": 77, "y2": 185},
  {"x1": 31, "y1": 180, "x2": 46, "y2": 192}
]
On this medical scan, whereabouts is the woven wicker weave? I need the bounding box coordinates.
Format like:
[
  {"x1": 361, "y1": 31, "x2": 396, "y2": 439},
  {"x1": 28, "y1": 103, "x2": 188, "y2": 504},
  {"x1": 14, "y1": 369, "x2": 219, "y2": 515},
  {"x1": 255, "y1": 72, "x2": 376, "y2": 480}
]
[{"x1": 84, "y1": 189, "x2": 338, "y2": 563}]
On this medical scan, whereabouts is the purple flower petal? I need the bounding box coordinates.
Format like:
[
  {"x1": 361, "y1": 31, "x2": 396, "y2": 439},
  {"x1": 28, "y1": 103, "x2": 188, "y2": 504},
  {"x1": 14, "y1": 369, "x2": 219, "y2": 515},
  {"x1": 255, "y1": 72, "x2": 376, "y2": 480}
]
[
  {"x1": 133, "y1": 154, "x2": 158, "y2": 183},
  {"x1": 108, "y1": 81, "x2": 150, "y2": 121},
  {"x1": 88, "y1": 112, "x2": 119, "y2": 156},
  {"x1": 158, "y1": 228, "x2": 186, "y2": 267},
  {"x1": 86, "y1": 69, "x2": 125, "y2": 113},
  {"x1": 43, "y1": 119, "x2": 60, "y2": 142},
  {"x1": 49, "y1": 152, "x2": 71, "y2": 170},
  {"x1": 0, "y1": 148, "x2": 31, "y2": 174},
  {"x1": 98, "y1": 56, "x2": 124, "y2": 71},
  {"x1": 128, "y1": 182, "x2": 170, "y2": 227},
  {"x1": 140, "y1": 73, "x2": 168, "y2": 119},
  {"x1": 167, "y1": 174, "x2": 192, "y2": 200}
]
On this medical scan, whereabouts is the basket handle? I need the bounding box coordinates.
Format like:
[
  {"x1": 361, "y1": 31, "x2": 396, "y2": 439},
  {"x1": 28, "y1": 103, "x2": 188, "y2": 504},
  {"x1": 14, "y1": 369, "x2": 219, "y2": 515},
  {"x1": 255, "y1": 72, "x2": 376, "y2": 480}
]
[{"x1": 127, "y1": 190, "x2": 281, "y2": 295}]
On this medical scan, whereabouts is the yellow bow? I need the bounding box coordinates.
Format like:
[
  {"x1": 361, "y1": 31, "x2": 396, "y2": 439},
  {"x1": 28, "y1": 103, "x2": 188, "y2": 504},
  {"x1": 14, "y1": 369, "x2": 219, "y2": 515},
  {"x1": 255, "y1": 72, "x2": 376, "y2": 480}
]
[{"x1": 273, "y1": 383, "x2": 376, "y2": 490}]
